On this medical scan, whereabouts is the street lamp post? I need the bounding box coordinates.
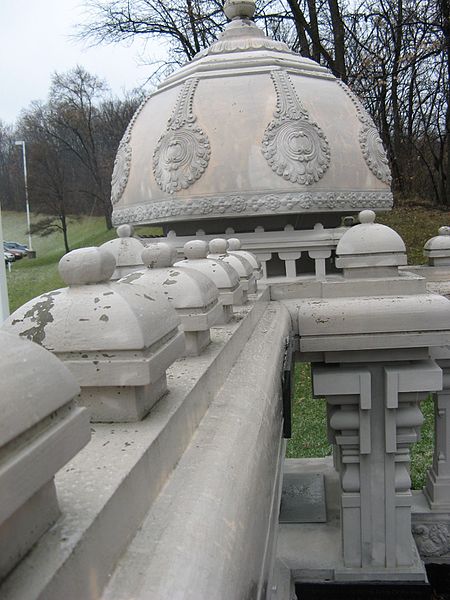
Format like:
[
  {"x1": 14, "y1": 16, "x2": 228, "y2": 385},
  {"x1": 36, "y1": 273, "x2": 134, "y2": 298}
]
[
  {"x1": 15, "y1": 140, "x2": 33, "y2": 253},
  {"x1": 0, "y1": 206, "x2": 10, "y2": 321}
]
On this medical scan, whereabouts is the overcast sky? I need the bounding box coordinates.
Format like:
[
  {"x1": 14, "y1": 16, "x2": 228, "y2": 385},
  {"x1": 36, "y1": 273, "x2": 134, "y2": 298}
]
[{"x1": 0, "y1": 0, "x2": 167, "y2": 125}]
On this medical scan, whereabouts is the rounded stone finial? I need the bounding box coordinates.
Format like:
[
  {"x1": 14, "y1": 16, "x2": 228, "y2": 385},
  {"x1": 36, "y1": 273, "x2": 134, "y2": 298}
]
[
  {"x1": 209, "y1": 238, "x2": 228, "y2": 254},
  {"x1": 438, "y1": 226, "x2": 450, "y2": 236},
  {"x1": 58, "y1": 247, "x2": 116, "y2": 285},
  {"x1": 142, "y1": 243, "x2": 177, "y2": 269},
  {"x1": 358, "y1": 210, "x2": 376, "y2": 224},
  {"x1": 184, "y1": 240, "x2": 209, "y2": 259},
  {"x1": 117, "y1": 224, "x2": 134, "y2": 238},
  {"x1": 227, "y1": 238, "x2": 242, "y2": 251},
  {"x1": 224, "y1": 0, "x2": 256, "y2": 20}
]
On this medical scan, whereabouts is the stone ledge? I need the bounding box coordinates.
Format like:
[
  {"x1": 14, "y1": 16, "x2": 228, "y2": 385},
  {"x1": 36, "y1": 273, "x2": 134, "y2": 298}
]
[{"x1": 0, "y1": 291, "x2": 269, "y2": 600}]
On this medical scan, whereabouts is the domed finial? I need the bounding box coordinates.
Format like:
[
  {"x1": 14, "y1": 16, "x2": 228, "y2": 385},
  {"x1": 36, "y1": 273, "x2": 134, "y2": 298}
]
[
  {"x1": 358, "y1": 210, "x2": 376, "y2": 224},
  {"x1": 209, "y1": 238, "x2": 228, "y2": 254},
  {"x1": 142, "y1": 243, "x2": 177, "y2": 269},
  {"x1": 224, "y1": 0, "x2": 256, "y2": 21},
  {"x1": 438, "y1": 226, "x2": 450, "y2": 236},
  {"x1": 117, "y1": 224, "x2": 134, "y2": 238},
  {"x1": 58, "y1": 247, "x2": 116, "y2": 285},
  {"x1": 227, "y1": 238, "x2": 242, "y2": 251},
  {"x1": 184, "y1": 240, "x2": 209, "y2": 260}
]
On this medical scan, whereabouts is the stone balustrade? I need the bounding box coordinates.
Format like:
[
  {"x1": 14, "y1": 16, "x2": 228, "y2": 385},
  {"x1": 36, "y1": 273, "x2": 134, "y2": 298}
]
[{"x1": 3, "y1": 217, "x2": 450, "y2": 597}]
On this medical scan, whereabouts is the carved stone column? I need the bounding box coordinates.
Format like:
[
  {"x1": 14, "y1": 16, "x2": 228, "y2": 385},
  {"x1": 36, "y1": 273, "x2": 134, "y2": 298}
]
[
  {"x1": 425, "y1": 354, "x2": 450, "y2": 510},
  {"x1": 313, "y1": 362, "x2": 440, "y2": 577},
  {"x1": 297, "y1": 211, "x2": 450, "y2": 581}
]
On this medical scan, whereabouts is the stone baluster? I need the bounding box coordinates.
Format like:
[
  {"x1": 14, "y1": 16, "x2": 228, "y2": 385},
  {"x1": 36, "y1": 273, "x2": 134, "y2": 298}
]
[
  {"x1": 308, "y1": 249, "x2": 331, "y2": 281},
  {"x1": 0, "y1": 330, "x2": 90, "y2": 581},
  {"x1": 3, "y1": 247, "x2": 185, "y2": 422},
  {"x1": 278, "y1": 251, "x2": 301, "y2": 278}
]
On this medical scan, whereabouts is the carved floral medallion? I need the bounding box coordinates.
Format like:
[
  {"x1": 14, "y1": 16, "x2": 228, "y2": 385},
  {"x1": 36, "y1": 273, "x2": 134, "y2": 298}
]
[
  {"x1": 153, "y1": 78, "x2": 211, "y2": 194},
  {"x1": 262, "y1": 70, "x2": 330, "y2": 185},
  {"x1": 337, "y1": 80, "x2": 392, "y2": 185},
  {"x1": 110, "y1": 95, "x2": 149, "y2": 206}
]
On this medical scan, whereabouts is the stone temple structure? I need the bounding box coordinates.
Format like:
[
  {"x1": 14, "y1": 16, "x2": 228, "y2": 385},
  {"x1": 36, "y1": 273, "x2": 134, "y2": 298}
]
[
  {"x1": 110, "y1": 0, "x2": 392, "y2": 277},
  {"x1": 2, "y1": 1, "x2": 450, "y2": 599}
]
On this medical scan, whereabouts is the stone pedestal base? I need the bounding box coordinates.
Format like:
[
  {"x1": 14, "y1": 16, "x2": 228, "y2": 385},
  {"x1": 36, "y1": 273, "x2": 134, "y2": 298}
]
[
  {"x1": 79, "y1": 374, "x2": 168, "y2": 422},
  {"x1": 184, "y1": 330, "x2": 211, "y2": 356},
  {"x1": 0, "y1": 480, "x2": 60, "y2": 580},
  {"x1": 215, "y1": 304, "x2": 233, "y2": 325}
]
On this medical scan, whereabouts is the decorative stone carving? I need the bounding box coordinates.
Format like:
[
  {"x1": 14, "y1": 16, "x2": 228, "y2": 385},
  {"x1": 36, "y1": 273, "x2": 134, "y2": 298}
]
[
  {"x1": 112, "y1": 190, "x2": 393, "y2": 226},
  {"x1": 153, "y1": 78, "x2": 210, "y2": 194},
  {"x1": 111, "y1": 94, "x2": 149, "y2": 205},
  {"x1": 262, "y1": 70, "x2": 330, "y2": 185},
  {"x1": 111, "y1": 142, "x2": 132, "y2": 206},
  {"x1": 337, "y1": 80, "x2": 392, "y2": 185},
  {"x1": 412, "y1": 522, "x2": 450, "y2": 557}
]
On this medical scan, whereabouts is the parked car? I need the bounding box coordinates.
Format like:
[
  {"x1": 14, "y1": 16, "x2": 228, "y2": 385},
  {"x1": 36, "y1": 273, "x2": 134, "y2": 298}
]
[
  {"x1": 4, "y1": 251, "x2": 15, "y2": 265},
  {"x1": 5, "y1": 241, "x2": 29, "y2": 253},
  {"x1": 3, "y1": 243, "x2": 26, "y2": 259}
]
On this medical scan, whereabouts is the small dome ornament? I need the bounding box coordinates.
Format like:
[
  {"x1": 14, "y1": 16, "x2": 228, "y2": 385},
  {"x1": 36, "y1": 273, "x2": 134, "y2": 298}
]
[
  {"x1": 0, "y1": 330, "x2": 90, "y2": 579},
  {"x1": 208, "y1": 238, "x2": 257, "y2": 299},
  {"x1": 336, "y1": 210, "x2": 407, "y2": 277},
  {"x1": 4, "y1": 247, "x2": 185, "y2": 422},
  {"x1": 227, "y1": 238, "x2": 263, "y2": 280},
  {"x1": 175, "y1": 240, "x2": 244, "y2": 323},
  {"x1": 99, "y1": 224, "x2": 145, "y2": 280},
  {"x1": 120, "y1": 242, "x2": 222, "y2": 356},
  {"x1": 424, "y1": 226, "x2": 450, "y2": 266}
]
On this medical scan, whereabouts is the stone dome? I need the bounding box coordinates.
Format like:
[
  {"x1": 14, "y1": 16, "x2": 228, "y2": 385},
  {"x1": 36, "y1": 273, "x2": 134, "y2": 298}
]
[
  {"x1": 111, "y1": 0, "x2": 392, "y2": 230},
  {"x1": 336, "y1": 210, "x2": 406, "y2": 270}
]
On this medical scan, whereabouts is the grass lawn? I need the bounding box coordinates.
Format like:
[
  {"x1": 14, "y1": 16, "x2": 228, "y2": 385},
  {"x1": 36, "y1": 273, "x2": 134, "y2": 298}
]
[{"x1": 3, "y1": 204, "x2": 448, "y2": 488}]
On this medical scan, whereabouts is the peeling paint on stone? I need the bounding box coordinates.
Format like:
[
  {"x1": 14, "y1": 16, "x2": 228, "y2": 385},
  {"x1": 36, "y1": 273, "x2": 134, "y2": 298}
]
[{"x1": 13, "y1": 291, "x2": 61, "y2": 345}]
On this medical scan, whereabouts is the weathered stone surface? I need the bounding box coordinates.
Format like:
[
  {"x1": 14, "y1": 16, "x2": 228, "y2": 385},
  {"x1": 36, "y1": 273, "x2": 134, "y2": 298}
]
[
  {"x1": 174, "y1": 240, "x2": 244, "y2": 323},
  {"x1": 207, "y1": 237, "x2": 256, "y2": 301},
  {"x1": 100, "y1": 224, "x2": 145, "y2": 280},
  {"x1": 0, "y1": 330, "x2": 90, "y2": 581},
  {"x1": 119, "y1": 242, "x2": 222, "y2": 356},
  {"x1": 3, "y1": 247, "x2": 184, "y2": 422},
  {"x1": 111, "y1": 0, "x2": 392, "y2": 230}
]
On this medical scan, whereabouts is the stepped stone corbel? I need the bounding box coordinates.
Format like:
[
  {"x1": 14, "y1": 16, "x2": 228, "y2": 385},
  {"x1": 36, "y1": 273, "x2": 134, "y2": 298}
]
[
  {"x1": 3, "y1": 247, "x2": 185, "y2": 422},
  {"x1": 174, "y1": 240, "x2": 243, "y2": 324},
  {"x1": 0, "y1": 330, "x2": 90, "y2": 581},
  {"x1": 119, "y1": 242, "x2": 222, "y2": 356}
]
